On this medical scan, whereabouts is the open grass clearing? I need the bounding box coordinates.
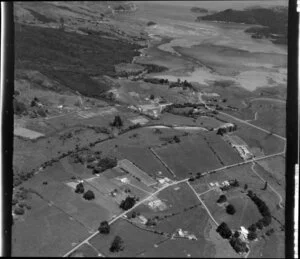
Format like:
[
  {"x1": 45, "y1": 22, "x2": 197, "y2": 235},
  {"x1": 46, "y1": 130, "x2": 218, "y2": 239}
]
[
  {"x1": 117, "y1": 145, "x2": 172, "y2": 179},
  {"x1": 201, "y1": 188, "x2": 261, "y2": 230},
  {"x1": 22, "y1": 171, "x2": 121, "y2": 230},
  {"x1": 12, "y1": 192, "x2": 90, "y2": 257},
  {"x1": 234, "y1": 124, "x2": 285, "y2": 155},
  {"x1": 154, "y1": 133, "x2": 225, "y2": 178},
  {"x1": 89, "y1": 219, "x2": 166, "y2": 257},
  {"x1": 138, "y1": 233, "x2": 214, "y2": 257},
  {"x1": 256, "y1": 155, "x2": 285, "y2": 187},
  {"x1": 69, "y1": 243, "x2": 99, "y2": 257}
]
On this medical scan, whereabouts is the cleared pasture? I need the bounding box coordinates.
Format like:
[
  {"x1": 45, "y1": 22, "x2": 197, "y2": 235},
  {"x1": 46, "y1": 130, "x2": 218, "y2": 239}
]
[
  {"x1": 89, "y1": 219, "x2": 166, "y2": 257},
  {"x1": 257, "y1": 156, "x2": 285, "y2": 188},
  {"x1": 70, "y1": 243, "x2": 99, "y2": 257},
  {"x1": 117, "y1": 145, "x2": 172, "y2": 179},
  {"x1": 154, "y1": 134, "x2": 223, "y2": 178},
  {"x1": 203, "y1": 163, "x2": 284, "y2": 223},
  {"x1": 234, "y1": 124, "x2": 285, "y2": 155},
  {"x1": 22, "y1": 171, "x2": 121, "y2": 231},
  {"x1": 118, "y1": 159, "x2": 157, "y2": 186},
  {"x1": 204, "y1": 132, "x2": 243, "y2": 165},
  {"x1": 201, "y1": 188, "x2": 261, "y2": 230},
  {"x1": 14, "y1": 126, "x2": 45, "y2": 139},
  {"x1": 12, "y1": 193, "x2": 90, "y2": 257}
]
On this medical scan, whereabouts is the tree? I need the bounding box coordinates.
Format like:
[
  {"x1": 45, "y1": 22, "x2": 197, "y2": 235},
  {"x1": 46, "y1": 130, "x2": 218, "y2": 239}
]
[
  {"x1": 233, "y1": 231, "x2": 240, "y2": 238},
  {"x1": 262, "y1": 216, "x2": 272, "y2": 226},
  {"x1": 226, "y1": 204, "x2": 236, "y2": 215},
  {"x1": 120, "y1": 196, "x2": 136, "y2": 210},
  {"x1": 83, "y1": 190, "x2": 95, "y2": 200},
  {"x1": 230, "y1": 236, "x2": 249, "y2": 254},
  {"x1": 247, "y1": 231, "x2": 257, "y2": 241},
  {"x1": 256, "y1": 220, "x2": 264, "y2": 230},
  {"x1": 248, "y1": 224, "x2": 257, "y2": 232},
  {"x1": 110, "y1": 235, "x2": 124, "y2": 252},
  {"x1": 75, "y1": 182, "x2": 84, "y2": 194},
  {"x1": 14, "y1": 207, "x2": 25, "y2": 215},
  {"x1": 216, "y1": 222, "x2": 232, "y2": 239},
  {"x1": 97, "y1": 157, "x2": 117, "y2": 172},
  {"x1": 98, "y1": 221, "x2": 110, "y2": 234},
  {"x1": 217, "y1": 194, "x2": 227, "y2": 203},
  {"x1": 173, "y1": 135, "x2": 180, "y2": 143},
  {"x1": 112, "y1": 115, "x2": 123, "y2": 128}
]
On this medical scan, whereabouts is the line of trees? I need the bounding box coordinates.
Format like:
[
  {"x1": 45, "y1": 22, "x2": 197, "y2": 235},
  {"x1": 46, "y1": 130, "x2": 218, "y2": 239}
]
[{"x1": 247, "y1": 190, "x2": 272, "y2": 239}]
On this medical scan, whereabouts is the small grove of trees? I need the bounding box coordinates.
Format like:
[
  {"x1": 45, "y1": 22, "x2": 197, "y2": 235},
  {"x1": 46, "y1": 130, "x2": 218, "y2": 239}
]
[
  {"x1": 119, "y1": 196, "x2": 136, "y2": 211},
  {"x1": 216, "y1": 124, "x2": 237, "y2": 135},
  {"x1": 109, "y1": 235, "x2": 124, "y2": 252},
  {"x1": 13, "y1": 99, "x2": 28, "y2": 115},
  {"x1": 92, "y1": 157, "x2": 118, "y2": 174},
  {"x1": 173, "y1": 135, "x2": 181, "y2": 143},
  {"x1": 226, "y1": 204, "x2": 236, "y2": 215},
  {"x1": 111, "y1": 115, "x2": 123, "y2": 128},
  {"x1": 216, "y1": 222, "x2": 232, "y2": 239},
  {"x1": 247, "y1": 230, "x2": 257, "y2": 241},
  {"x1": 217, "y1": 194, "x2": 227, "y2": 203},
  {"x1": 230, "y1": 235, "x2": 249, "y2": 254},
  {"x1": 75, "y1": 182, "x2": 85, "y2": 194},
  {"x1": 98, "y1": 221, "x2": 110, "y2": 234},
  {"x1": 247, "y1": 190, "x2": 272, "y2": 227},
  {"x1": 83, "y1": 190, "x2": 95, "y2": 200},
  {"x1": 14, "y1": 206, "x2": 25, "y2": 215}
]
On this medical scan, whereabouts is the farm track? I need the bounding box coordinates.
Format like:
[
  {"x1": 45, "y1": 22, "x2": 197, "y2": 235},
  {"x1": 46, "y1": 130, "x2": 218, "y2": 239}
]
[
  {"x1": 186, "y1": 182, "x2": 219, "y2": 226},
  {"x1": 149, "y1": 147, "x2": 177, "y2": 179}
]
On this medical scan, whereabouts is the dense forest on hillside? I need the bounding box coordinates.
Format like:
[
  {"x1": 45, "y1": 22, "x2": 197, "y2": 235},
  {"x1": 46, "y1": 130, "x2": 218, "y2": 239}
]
[
  {"x1": 197, "y1": 7, "x2": 287, "y2": 44},
  {"x1": 15, "y1": 23, "x2": 141, "y2": 97}
]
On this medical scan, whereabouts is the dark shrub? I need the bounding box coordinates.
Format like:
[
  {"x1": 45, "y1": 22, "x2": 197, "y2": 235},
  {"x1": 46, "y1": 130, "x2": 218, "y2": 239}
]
[
  {"x1": 226, "y1": 204, "x2": 236, "y2": 215},
  {"x1": 120, "y1": 196, "x2": 136, "y2": 210},
  {"x1": 112, "y1": 115, "x2": 123, "y2": 128},
  {"x1": 98, "y1": 221, "x2": 110, "y2": 234},
  {"x1": 216, "y1": 222, "x2": 232, "y2": 239},
  {"x1": 248, "y1": 224, "x2": 257, "y2": 232},
  {"x1": 247, "y1": 231, "x2": 257, "y2": 241},
  {"x1": 14, "y1": 206, "x2": 25, "y2": 215},
  {"x1": 173, "y1": 135, "x2": 180, "y2": 143},
  {"x1": 256, "y1": 220, "x2": 264, "y2": 230},
  {"x1": 217, "y1": 194, "x2": 227, "y2": 203},
  {"x1": 230, "y1": 236, "x2": 249, "y2": 254},
  {"x1": 75, "y1": 182, "x2": 85, "y2": 194},
  {"x1": 110, "y1": 235, "x2": 124, "y2": 252},
  {"x1": 13, "y1": 99, "x2": 27, "y2": 115},
  {"x1": 83, "y1": 190, "x2": 95, "y2": 200}
]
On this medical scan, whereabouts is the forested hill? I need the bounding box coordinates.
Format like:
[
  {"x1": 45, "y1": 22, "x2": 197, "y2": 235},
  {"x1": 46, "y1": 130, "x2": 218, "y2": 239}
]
[{"x1": 197, "y1": 7, "x2": 288, "y2": 44}]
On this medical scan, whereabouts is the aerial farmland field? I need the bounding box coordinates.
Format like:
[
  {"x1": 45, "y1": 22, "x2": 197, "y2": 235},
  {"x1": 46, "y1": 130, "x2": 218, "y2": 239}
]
[{"x1": 11, "y1": 1, "x2": 288, "y2": 257}]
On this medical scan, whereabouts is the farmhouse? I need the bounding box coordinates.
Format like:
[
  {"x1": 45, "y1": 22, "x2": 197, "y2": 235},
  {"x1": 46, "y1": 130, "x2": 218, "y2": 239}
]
[
  {"x1": 239, "y1": 226, "x2": 249, "y2": 242},
  {"x1": 177, "y1": 228, "x2": 197, "y2": 240},
  {"x1": 138, "y1": 215, "x2": 147, "y2": 225}
]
